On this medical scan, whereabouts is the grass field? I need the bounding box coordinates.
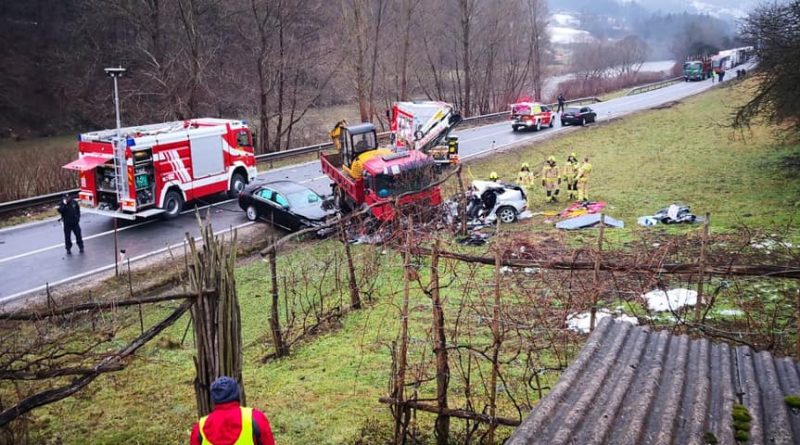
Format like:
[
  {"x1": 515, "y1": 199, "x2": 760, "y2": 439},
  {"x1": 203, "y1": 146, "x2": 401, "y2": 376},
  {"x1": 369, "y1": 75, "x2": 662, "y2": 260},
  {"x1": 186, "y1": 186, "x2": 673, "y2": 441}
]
[{"x1": 21, "y1": 78, "x2": 800, "y2": 444}]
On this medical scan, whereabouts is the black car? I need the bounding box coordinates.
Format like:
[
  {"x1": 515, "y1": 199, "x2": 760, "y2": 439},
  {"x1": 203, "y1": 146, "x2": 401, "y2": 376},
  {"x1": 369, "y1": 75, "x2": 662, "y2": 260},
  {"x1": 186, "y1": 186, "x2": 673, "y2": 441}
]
[
  {"x1": 561, "y1": 107, "x2": 597, "y2": 126},
  {"x1": 238, "y1": 180, "x2": 334, "y2": 232}
]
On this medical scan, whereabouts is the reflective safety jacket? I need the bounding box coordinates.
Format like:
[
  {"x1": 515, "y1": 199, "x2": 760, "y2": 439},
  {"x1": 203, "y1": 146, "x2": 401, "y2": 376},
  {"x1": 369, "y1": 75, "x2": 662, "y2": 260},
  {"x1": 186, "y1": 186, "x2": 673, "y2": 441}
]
[
  {"x1": 542, "y1": 165, "x2": 560, "y2": 184},
  {"x1": 561, "y1": 161, "x2": 578, "y2": 181},
  {"x1": 190, "y1": 402, "x2": 275, "y2": 445},
  {"x1": 517, "y1": 170, "x2": 535, "y2": 186},
  {"x1": 577, "y1": 162, "x2": 593, "y2": 182}
]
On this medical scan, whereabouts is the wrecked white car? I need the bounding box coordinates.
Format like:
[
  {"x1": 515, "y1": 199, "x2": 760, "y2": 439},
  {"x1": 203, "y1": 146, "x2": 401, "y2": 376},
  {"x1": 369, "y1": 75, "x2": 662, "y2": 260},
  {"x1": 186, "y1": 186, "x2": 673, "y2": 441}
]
[{"x1": 466, "y1": 180, "x2": 528, "y2": 224}]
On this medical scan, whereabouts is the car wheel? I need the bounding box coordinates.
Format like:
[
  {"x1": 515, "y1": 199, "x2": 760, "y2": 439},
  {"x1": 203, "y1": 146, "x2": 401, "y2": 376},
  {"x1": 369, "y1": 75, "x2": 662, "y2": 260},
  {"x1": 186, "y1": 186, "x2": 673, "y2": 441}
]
[
  {"x1": 561, "y1": 120, "x2": 567, "y2": 126},
  {"x1": 549, "y1": 119, "x2": 554, "y2": 128},
  {"x1": 162, "y1": 190, "x2": 183, "y2": 220},
  {"x1": 497, "y1": 206, "x2": 517, "y2": 224},
  {"x1": 245, "y1": 205, "x2": 258, "y2": 222},
  {"x1": 227, "y1": 172, "x2": 247, "y2": 198},
  {"x1": 535, "y1": 121, "x2": 541, "y2": 131},
  {"x1": 512, "y1": 125, "x2": 518, "y2": 132},
  {"x1": 333, "y1": 187, "x2": 351, "y2": 213},
  {"x1": 581, "y1": 118, "x2": 586, "y2": 126}
]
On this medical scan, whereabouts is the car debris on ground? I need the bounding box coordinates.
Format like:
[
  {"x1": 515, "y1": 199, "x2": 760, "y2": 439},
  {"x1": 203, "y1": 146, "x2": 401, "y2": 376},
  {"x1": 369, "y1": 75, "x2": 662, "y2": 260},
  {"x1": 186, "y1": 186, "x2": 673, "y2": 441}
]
[{"x1": 638, "y1": 204, "x2": 704, "y2": 226}]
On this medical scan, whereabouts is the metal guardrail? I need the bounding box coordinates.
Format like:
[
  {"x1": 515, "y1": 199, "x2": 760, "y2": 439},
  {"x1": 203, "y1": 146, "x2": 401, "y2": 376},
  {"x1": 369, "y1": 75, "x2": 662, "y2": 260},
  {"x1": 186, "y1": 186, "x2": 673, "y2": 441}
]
[
  {"x1": 626, "y1": 76, "x2": 683, "y2": 96},
  {"x1": 0, "y1": 189, "x2": 79, "y2": 215},
  {"x1": 0, "y1": 99, "x2": 602, "y2": 216}
]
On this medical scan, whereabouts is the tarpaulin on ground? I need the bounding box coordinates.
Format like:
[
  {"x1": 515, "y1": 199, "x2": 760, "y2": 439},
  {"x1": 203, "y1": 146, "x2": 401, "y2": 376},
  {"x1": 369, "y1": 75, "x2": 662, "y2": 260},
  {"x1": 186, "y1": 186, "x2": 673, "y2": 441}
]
[{"x1": 556, "y1": 213, "x2": 624, "y2": 230}]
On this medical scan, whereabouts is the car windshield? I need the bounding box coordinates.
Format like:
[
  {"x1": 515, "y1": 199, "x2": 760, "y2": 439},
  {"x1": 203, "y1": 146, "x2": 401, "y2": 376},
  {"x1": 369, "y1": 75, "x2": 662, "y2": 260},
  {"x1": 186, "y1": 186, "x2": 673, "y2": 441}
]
[
  {"x1": 285, "y1": 189, "x2": 321, "y2": 209},
  {"x1": 684, "y1": 62, "x2": 701, "y2": 70},
  {"x1": 566, "y1": 108, "x2": 580, "y2": 114},
  {"x1": 512, "y1": 104, "x2": 531, "y2": 115}
]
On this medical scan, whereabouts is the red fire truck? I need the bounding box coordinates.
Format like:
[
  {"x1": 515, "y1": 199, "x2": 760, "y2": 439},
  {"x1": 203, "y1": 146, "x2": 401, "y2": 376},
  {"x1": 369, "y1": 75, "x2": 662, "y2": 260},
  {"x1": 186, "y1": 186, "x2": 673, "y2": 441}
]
[{"x1": 63, "y1": 118, "x2": 257, "y2": 220}]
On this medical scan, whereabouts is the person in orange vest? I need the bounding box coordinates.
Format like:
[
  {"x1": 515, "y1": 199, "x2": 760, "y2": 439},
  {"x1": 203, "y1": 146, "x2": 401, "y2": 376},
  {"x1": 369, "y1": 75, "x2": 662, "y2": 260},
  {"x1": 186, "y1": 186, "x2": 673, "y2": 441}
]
[{"x1": 190, "y1": 376, "x2": 275, "y2": 445}]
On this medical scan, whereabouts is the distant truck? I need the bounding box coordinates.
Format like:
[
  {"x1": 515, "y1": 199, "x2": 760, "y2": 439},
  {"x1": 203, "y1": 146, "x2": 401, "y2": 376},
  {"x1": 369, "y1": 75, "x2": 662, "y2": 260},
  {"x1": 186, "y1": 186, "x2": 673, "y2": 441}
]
[
  {"x1": 683, "y1": 58, "x2": 712, "y2": 81},
  {"x1": 63, "y1": 118, "x2": 257, "y2": 220},
  {"x1": 320, "y1": 123, "x2": 442, "y2": 221}
]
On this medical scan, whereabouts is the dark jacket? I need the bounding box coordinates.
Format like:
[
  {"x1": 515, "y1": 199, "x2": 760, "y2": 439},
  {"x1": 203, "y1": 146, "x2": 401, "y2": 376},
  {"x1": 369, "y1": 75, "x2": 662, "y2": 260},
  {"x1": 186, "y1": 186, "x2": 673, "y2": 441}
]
[{"x1": 58, "y1": 197, "x2": 80, "y2": 224}]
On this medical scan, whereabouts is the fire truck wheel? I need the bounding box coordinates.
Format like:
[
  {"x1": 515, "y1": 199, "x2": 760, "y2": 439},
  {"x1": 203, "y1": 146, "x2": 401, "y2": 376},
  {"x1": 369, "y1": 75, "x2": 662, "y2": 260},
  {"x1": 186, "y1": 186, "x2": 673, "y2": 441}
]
[
  {"x1": 535, "y1": 121, "x2": 542, "y2": 132},
  {"x1": 228, "y1": 173, "x2": 247, "y2": 198},
  {"x1": 162, "y1": 191, "x2": 184, "y2": 219},
  {"x1": 245, "y1": 205, "x2": 259, "y2": 222},
  {"x1": 496, "y1": 206, "x2": 517, "y2": 224}
]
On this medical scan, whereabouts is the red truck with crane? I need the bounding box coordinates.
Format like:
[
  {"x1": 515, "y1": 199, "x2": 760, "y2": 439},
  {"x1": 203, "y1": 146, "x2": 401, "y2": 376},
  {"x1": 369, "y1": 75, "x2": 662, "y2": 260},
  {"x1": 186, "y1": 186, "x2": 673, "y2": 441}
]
[{"x1": 320, "y1": 101, "x2": 461, "y2": 221}]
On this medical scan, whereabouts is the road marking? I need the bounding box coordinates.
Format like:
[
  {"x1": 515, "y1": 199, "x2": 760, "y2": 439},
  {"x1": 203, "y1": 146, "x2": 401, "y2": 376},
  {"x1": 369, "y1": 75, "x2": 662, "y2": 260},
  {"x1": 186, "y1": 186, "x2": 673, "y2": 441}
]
[
  {"x1": 0, "y1": 199, "x2": 241, "y2": 263},
  {"x1": 0, "y1": 216, "x2": 61, "y2": 234},
  {"x1": 0, "y1": 221, "x2": 254, "y2": 304}
]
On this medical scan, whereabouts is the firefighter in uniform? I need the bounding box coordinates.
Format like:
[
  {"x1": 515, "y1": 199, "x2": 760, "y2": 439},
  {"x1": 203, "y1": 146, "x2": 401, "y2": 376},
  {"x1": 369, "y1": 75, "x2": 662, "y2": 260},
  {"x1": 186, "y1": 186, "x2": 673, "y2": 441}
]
[
  {"x1": 541, "y1": 156, "x2": 560, "y2": 203},
  {"x1": 57, "y1": 193, "x2": 84, "y2": 255},
  {"x1": 190, "y1": 376, "x2": 275, "y2": 445},
  {"x1": 562, "y1": 153, "x2": 579, "y2": 200},
  {"x1": 489, "y1": 171, "x2": 499, "y2": 182},
  {"x1": 576, "y1": 156, "x2": 593, "y2": 202},
  {"x1": 329, "y1": 120, "x2": 348, "y2": 151}
]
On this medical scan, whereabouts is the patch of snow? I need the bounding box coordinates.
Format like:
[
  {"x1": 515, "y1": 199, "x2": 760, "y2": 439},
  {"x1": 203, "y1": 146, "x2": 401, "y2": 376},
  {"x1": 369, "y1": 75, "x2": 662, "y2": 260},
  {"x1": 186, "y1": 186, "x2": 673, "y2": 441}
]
[
  {"x1": 752, "y1": 239, "x2": 794, "y2": 250},
  {"x1": 690, "y1": 0, "x2": 747, "y2": 18},
  {"x1": 551, "y1": 13, "x2": 580, "y2": 28},
  {"x1": 566, "y1": 309, "x2": 638, "y2": 334},
  {"x1": 500, "y1": 266, "x2": 513, "y2": 274},
  {"x1": 523, "y1": 267, "x2": 538, "y2": 274},
  {"x1": 718, "y1": 309, "x2": 744, "y2": 317},
  {"x1": 642, "y1": 288, "x2": 698, "y2": 312},
  {"x1": 549, "y1": 26, "x2": 592, "y2": 45}
]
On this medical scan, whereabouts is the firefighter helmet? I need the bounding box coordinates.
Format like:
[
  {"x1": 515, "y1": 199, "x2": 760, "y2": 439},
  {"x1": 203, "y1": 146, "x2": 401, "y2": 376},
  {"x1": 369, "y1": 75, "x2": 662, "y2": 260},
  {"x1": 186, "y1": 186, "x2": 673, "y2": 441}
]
[
  {"x1": 547, "y1": 156, "x2": 556, "y2": 162},
  {"x1": 489, "y1": 171, "x2": 499, "y2": 181}
]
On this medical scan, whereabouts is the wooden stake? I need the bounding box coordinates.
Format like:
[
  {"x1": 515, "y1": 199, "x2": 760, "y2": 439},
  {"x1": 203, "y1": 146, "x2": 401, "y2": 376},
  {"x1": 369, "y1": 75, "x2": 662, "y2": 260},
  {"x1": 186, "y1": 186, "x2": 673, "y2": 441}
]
[
  {"x1": 394, "y1": 221, "x2": 412, "y2": 445},
  {"x1": 694, "y1": 213, "x2": 710, "y2": 323},
  {"x1": 340, "y1": 220, "x2": 361, "y2": 309},
  {"x1": 430, "y1": 239, "x2": 450, "y2": 445},
  {"x1": 590, "y1": 213, "x2": 605, "y2": 332},
  {"x1": 267, "y1": 237, "x2": 287, "y2": 357}
]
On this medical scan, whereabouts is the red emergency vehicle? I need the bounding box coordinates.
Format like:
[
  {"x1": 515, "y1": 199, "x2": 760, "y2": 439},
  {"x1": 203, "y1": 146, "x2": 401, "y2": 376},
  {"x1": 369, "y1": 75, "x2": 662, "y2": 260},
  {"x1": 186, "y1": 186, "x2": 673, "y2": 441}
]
[
  {"x1": 63, "y1": 118, "x2": 257, "y2": 220},
  {"x1": 510, "y1": 102, "x2": 554, "y2": 132}
]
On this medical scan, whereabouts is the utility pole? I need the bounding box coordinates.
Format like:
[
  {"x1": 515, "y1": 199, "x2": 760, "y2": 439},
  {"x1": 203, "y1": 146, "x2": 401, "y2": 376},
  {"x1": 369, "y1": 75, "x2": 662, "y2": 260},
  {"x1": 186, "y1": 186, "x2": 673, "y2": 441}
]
[{"x1": 105, "y1": 67, "x2": 126, "y2": 276}]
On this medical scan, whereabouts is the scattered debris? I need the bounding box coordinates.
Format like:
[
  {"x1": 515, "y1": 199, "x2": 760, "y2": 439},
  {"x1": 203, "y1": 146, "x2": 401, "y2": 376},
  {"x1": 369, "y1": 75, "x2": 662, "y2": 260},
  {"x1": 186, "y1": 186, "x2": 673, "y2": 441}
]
[
  {"x1": 566, "y1": 309, "x2": 638, "y2": 334},
  {"x1": 642, "y1": 288, "x2": 698, "y2": 312},
  {"x1": 457, "y1": 232, "x2": 492, "y2": 246},
  {"x1": 555, "y1": 213, "x2": 624, "y2": 230},
  {"x1": 751, "y1": 239, "x2": 794, "y2": 250},
  {"x1": 717, "y1": 309, "x2": 744, "y2": 317},
  {"x1": 559, "y1": 201, "x2": 606, "y2": 219},
  {"x1": 637, "y1": 216, "x2": 659, "y2": 227}
]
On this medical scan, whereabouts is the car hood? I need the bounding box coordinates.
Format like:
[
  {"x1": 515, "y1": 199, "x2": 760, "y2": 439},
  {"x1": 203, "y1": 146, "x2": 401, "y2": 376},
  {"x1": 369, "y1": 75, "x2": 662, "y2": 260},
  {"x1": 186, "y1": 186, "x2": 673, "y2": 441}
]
[{"x1": 293, "y1": 205, "x2": 333, "y2": 221}]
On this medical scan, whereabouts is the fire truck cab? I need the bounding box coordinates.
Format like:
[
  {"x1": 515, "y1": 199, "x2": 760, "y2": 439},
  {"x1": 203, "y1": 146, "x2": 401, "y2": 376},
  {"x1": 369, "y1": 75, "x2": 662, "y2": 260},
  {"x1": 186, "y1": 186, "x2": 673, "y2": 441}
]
[{"x1": 63, "y1": 118, "x2": 257, "y2": 220}]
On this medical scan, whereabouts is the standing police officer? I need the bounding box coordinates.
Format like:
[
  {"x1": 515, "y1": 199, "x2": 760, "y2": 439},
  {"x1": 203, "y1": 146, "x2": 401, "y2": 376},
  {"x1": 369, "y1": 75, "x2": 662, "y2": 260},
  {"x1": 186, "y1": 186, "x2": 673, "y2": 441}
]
[{"x1": 58, "y1": 194, "x2": 84, "y2": 255}]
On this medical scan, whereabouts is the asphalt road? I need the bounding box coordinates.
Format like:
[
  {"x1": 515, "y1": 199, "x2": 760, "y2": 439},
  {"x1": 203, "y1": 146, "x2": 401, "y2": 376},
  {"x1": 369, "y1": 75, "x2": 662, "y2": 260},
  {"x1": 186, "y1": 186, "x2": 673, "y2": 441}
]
[{"x1": 0, "y1": 66, "x2": 751, "y2": 303}]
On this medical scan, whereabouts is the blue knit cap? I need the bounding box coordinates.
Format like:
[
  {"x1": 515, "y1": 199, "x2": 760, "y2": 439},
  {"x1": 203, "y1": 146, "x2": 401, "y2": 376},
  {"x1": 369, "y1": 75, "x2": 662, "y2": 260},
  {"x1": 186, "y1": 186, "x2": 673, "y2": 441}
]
[{"x1": 210, "y1": 376, "x2": 240, "y2": 404}]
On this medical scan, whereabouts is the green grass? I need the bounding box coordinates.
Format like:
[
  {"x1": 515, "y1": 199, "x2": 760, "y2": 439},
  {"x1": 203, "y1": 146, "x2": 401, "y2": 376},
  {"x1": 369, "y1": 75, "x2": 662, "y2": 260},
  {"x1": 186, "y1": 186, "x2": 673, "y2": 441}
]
[
  {"x1": 474, "y1": 79, "x2": 800, "y2": 234},
  {"x1": 17, "y1": 78, "x2": 800, "y2": 444}
]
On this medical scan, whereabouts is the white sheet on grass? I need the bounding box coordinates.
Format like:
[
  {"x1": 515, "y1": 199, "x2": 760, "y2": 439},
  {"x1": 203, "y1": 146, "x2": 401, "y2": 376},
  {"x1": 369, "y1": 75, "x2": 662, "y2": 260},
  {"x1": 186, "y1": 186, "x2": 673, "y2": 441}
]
[
  {"x1": 642, "y1": 288, "x2": 698, "y2": 312},
  {"x1": 566, "y1": 309, "x2": 638, "y2": 334}
]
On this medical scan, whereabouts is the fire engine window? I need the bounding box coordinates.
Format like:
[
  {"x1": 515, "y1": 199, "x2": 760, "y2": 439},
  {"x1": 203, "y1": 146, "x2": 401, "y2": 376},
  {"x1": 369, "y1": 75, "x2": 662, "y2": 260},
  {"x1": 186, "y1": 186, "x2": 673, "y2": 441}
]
[{"x1": 237, "y1": 131, "x2": 251, "y2": 147}]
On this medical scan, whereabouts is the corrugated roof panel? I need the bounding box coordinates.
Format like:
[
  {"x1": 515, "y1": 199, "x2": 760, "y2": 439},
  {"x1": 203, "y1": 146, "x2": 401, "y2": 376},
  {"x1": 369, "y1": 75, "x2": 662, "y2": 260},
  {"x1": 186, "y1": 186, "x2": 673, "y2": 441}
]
[{"x1": 507, "y1": 318, "x2": 800, "y2": 445}]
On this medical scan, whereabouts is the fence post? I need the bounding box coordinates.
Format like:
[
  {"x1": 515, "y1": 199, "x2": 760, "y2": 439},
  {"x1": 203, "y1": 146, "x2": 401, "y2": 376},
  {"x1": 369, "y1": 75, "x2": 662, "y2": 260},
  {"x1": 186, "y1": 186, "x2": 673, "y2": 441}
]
[
  {"x1": 487, "y1": 248, "x2": 503, "y2": 444},
  {"x1": 589, "y1": 213, "x2": 605, "y2": 332},
  {"x1": 340, "y1": 220, "x2": 361, "y2": 310},
  {"x1": 430, "y1": 239, "x2": 450, "y2": 445},
  {"x1": 267, "y1": 237, "x2": 287, "y2": 357},
  {"x1": 394, "y1": 221, "x2": 412, "y2": 445},
  {"x1": 694, "y1": 213, "x2": 710, "y2": 323},
  {"x1": 456, "y1": 167, "x2": 468, "y2": 236}
]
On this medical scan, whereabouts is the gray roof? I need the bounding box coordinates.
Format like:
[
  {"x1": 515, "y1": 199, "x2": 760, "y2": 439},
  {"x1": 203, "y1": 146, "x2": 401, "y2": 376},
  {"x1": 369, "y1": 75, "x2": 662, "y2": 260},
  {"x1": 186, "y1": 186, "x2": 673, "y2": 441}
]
[{"x1": 507, "y1": 318, "x2": 800, "y2": 445}]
